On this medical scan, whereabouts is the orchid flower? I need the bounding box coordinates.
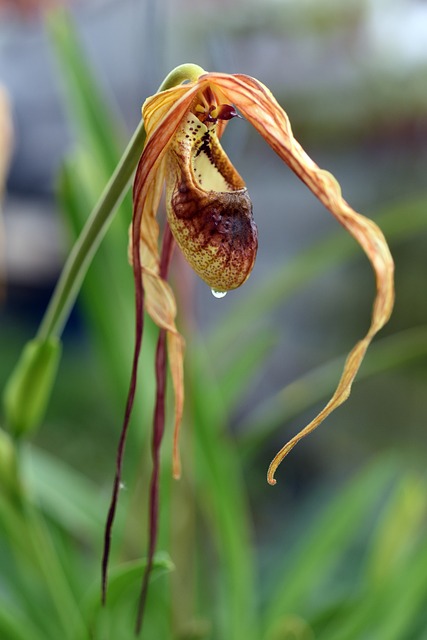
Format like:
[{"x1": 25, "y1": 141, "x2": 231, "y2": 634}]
[{"x1": 102, "y1": 64, "x2": 394, "y2": 633}]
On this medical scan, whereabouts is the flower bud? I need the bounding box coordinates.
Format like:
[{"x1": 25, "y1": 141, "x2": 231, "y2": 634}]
[{"x1": 3, "y1": 337, "x2": 62, "y2": 437}]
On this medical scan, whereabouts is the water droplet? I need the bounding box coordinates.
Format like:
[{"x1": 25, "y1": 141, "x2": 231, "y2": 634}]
[{"x1": 211, "y1": 289, "x2": 227, "y2": 299}]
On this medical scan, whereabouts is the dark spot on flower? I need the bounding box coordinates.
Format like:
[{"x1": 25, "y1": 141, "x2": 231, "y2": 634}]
[
  {"x1": 195, "y1": 132, "x2": 212, "y2": 160},
  {"x1": 168, "y1": 183, "x2": 258, "y2": 291}
]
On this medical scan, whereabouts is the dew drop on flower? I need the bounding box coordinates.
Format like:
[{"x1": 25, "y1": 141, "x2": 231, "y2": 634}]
[{"x1": 211, "y1": 289, "x2": 227, "y2": 299}]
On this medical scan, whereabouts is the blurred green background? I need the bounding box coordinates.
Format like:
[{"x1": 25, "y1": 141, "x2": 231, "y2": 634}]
[{"x1": 1, "y1": 1, "x2": 427, "y2": 639}]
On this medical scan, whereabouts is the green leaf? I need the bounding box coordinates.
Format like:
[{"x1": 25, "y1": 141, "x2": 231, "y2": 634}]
[
  {"x1": 80, "y1": 554, "x2": 174, "y2": 640},
  {"x1": 84, "y1": 553, "x2": 174, "y2": 615},
  {"x1": 0, "y1": 604, "x2": 46, "y2": 640},
  {"x1": 187, "y1": 344, "x2": 258, "y2": 640},
  {"x1": 21, "y1": 445, "x2": 105, "y2": 540},
  {"x1": 318, "y1": 472, "x2": 427, "y2": 640}
]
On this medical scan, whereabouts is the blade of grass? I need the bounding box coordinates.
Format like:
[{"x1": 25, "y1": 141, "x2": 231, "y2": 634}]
[
  {"x1": 263, "y1": 456, "x2": 398, "y2": 634},
  {"x1": 187, "y1": 343, "x2": 257, "y2": 640}
]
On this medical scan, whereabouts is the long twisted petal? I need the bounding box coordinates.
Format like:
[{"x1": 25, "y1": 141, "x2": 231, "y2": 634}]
[{"x1": 208, "y1": 73, "x2": 394, "y2": 484}]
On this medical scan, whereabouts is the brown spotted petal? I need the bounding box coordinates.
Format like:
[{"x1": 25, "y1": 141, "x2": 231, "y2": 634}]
[
  {"x1": 204, "y1": 72, "x2": 395, "y2": 484},
  {"x1": 165, "y1": 112, "x2": 258, "y2": 293}
]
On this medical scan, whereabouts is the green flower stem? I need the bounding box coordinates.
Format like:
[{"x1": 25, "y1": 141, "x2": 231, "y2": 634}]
[
  {"x1": 37, "y1": 63, "x2": 205, "y2": 341},
  {"x1": 37, "y1": 120, "x2": 146, "y2": 340}
]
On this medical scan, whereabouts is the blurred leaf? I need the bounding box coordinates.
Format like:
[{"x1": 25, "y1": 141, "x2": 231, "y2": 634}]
[
  {"x1": 212, "y1": 328, "x2": 277, "y2": 412},
  {"x1": 84, "y1": 553, "x2": 173, "y2": 614},
  {"x1": 316, "y1": 548, "x2": 427, "y2": 640},
  {"x1": 0, "y1": 494, "x2": 87, "y2": 640},
  {"x1": 0, "y1": 428, "x2": 20, "y2": 503},
  {"x1": 24, "y1": 510, "x2": 87, "y2": 640},
  {"x1": 264, "y1": 614, "x2": 315, "y2": 640},
  {"x1": 367, "y1": 479, "x2": 427, "y2": 640},
  {"x1": 367, "y1": 472, "x2": 426, "y2": 583},
  {"x1": 80, "y1": 555, "x2": 174, "y2": 640},
  {"x1": 22, "y1": 445, "x2": 105, "y2": 540},
  {"x1": 187, "y1": 344, "x2": 258, "y2": 640},
  {"x1": 0, "y1": 604, "x2": 46, "y2": 640},
  {"x1": 263, "y1": 456, "x2": 398, "y2": 633},
  {"x1": 0, "y1": 496, "x2": 30, "y2": 561},
  {"x1": 313, "y1": 470, "x2": 427, "y2": 640},
  {"x1": 46, "y1": 9, "x2": 126, "y2": 175},
  {"x1": 107, "y1": 553, "x2": 173, "y2": 606}
]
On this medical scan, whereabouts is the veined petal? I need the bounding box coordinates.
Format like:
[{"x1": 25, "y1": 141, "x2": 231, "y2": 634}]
[
  {"x1": 142, "y1": 84, "x2": 198, "y2": 137},
  {"x1": 129, "y1": 158, "x2": 165, "y2": 273},
  {"x1": 133, "y1": 82, "x2": 203, "y2": 221},
  {"x1": 205, "y1": 72, "x2": 394, "y2": 484}
]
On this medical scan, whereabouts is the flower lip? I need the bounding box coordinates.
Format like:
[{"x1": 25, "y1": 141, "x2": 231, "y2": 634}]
[
  {"x1": 170, "y1": 181, "x2": 257, "y2": 291},
  {"x1": 165, "y1": 109, "x2": 258, "y2": 291}
]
